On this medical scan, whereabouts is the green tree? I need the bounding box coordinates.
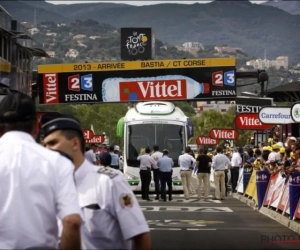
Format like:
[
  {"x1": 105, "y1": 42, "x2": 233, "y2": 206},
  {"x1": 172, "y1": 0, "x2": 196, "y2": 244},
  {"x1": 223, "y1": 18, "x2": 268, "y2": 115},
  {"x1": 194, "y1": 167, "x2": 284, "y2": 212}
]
[{"x1": 191, "y1": 107, "x2": 252, "y2": 146}]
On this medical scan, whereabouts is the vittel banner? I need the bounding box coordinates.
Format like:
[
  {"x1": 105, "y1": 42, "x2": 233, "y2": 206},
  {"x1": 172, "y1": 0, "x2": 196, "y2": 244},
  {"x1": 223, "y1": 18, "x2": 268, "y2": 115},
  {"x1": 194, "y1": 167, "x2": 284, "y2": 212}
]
[{"x1": 37, "y1": 58, "x2": 236, "y2": 104}]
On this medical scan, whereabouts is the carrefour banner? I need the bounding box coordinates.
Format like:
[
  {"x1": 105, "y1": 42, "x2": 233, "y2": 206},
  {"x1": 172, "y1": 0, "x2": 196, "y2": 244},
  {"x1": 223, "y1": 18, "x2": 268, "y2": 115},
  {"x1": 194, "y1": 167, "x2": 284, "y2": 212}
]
[
  {"x1": 289, "y1": 172, "x2": 300, "y2": 220},
  {"x1": 256, "y1": 171, "x2": 270, "y2": 209},
  {"x1": 243, "y1": 166, "x2": 252, "y2": 192}
]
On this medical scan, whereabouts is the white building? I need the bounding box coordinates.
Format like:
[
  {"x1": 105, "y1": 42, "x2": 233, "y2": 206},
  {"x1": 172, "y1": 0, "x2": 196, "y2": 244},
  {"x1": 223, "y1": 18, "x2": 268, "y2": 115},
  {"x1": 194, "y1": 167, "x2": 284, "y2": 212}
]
[
  {"x1": 246, "y1": 56, "x2": 288, "y2": 70},
  {"x1": 46, "y1": 32, "x2": 57, "y2": 37},
  {"x1": 182, "y1": 42, "x2": 204, "y2": 50},
  {"x1": 46, "y1": 51, "x2": 56, "y2": 58},
  {"x1": 28, "y1": 28, "x2": 39, "y2": 35},
  {"x1": 197, "y1": 101, "x2": 235, "y2": 113},
  {"x1": 65, "y1": 49, "x2": 79, "y2": 58}
]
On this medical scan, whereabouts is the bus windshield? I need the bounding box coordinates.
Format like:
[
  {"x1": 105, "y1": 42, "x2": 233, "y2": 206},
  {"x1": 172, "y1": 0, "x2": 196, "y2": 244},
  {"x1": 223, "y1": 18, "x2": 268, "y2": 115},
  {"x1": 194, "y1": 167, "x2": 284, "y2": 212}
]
[{"x1": 126, "y1": 123, "x2": 186, "y2": 167}]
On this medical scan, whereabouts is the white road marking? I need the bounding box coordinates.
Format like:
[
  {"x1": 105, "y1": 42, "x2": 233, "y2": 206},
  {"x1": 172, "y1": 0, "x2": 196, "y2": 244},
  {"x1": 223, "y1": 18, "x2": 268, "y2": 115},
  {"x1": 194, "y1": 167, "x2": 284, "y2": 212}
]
[{"x1": 141, "y1": 206, "x2": 233, "y2": 212}]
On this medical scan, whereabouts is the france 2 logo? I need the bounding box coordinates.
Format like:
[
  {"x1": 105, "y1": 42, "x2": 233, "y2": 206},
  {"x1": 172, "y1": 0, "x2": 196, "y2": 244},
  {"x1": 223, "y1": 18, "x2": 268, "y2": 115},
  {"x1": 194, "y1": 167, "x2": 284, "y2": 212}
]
[{"x1": 212, "y1": 70, "x2": 235, "y2": 87}]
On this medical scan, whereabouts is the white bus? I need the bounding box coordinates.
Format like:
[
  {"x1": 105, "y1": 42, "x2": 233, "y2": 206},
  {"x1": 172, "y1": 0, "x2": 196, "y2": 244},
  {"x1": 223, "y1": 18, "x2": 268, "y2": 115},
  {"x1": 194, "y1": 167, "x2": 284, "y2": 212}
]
[{"x1": 116, "y1": 101, "x2": 194, "y2": 192}]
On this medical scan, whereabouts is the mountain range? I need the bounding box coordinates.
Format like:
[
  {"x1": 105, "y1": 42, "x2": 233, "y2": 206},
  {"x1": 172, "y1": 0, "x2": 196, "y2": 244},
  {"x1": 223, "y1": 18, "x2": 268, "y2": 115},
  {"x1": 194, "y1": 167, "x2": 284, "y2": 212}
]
[{"x1": 1, "y1": 0, "x2": 300, "y2": 64}]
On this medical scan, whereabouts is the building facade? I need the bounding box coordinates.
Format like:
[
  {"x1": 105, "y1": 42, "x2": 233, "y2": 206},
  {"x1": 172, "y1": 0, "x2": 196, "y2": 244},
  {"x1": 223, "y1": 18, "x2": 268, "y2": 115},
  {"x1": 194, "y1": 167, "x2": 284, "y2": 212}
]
[{"x1": 0, "y1": 5, "x2": 48, "y2": 99}]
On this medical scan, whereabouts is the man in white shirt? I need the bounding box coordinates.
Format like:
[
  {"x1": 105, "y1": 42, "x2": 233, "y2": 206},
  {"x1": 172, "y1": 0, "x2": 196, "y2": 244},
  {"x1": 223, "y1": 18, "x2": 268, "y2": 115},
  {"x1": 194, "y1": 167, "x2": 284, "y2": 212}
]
[
  {"x1": 151, "y1": 145, "x2": 163, "y2": 200},
  {"x1": 212, "y1": 147, "x2": 231, "y2": 200},
  {"x1": 178, "y1": 147, "x2": 196, "y2": 200},
  {"x1": 138, "y1": 147, "x2": 157, "y2": 201},
  {"x1": 0, "y1": 93, "x2": 81, "y2": 250},
  {"x1": 42, "y1": 114, "x2": 151, "y2": 250},
  {"x1": 230, "y1": 147, "x2": 243, "y2": 193}
]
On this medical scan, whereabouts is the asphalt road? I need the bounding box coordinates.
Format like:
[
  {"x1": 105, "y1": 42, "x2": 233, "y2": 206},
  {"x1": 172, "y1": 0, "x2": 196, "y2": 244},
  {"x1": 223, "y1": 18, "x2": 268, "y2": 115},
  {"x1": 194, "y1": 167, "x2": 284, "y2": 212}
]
[{"x1": 136, "y1": 190, "x2": 300, "y2": 249}]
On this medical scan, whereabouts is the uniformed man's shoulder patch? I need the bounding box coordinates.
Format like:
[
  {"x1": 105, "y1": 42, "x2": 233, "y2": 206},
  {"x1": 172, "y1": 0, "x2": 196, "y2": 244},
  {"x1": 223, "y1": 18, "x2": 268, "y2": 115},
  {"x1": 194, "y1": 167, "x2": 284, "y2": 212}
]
[
  {"x1": 97, "y1": 167, "x2": 119, "y2": 178},
  {"x1": 120, "y1": 193, "x2": 133, "y2": 208}
]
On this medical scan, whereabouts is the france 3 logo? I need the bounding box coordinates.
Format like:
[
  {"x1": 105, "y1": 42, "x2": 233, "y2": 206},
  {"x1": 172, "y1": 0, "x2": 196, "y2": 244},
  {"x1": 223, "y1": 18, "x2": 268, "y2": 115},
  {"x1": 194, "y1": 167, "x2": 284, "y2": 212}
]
[
  {"x1": 212, "y1": 70, "x2": 235, "y2": 87},
  {"x1": 68, "y1": 74, "x2": 93, "y2": 92}
]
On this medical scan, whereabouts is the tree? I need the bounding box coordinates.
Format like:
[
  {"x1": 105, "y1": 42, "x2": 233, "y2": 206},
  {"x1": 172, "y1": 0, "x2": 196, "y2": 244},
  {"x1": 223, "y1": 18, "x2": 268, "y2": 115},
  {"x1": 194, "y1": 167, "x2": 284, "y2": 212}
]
[{"x1": 191, "y1": 107, "x2": 252, "y2": 146}]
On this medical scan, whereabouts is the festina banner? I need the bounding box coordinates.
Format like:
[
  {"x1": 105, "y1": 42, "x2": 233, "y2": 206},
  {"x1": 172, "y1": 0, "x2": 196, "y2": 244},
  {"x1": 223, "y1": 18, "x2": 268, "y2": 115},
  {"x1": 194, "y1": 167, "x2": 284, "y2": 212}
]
[
  {"x1": 38, "y1": 58, "x2": 236, "y2": 104},
  {"x1": 235, "y1": 96, "x2": 273, "y2": 114}
]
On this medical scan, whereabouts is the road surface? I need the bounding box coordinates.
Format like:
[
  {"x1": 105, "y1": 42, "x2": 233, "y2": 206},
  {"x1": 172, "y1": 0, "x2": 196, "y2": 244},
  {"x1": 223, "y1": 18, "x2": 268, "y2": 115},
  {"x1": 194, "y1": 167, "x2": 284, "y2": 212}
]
[{"x1": 136, "y1": 191, "x2": 300, "y2": 249}]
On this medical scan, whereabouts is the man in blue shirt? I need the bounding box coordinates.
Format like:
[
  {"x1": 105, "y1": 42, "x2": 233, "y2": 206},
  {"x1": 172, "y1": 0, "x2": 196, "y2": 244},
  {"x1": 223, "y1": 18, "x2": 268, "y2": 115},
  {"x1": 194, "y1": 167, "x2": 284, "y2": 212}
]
[
  {"x1": 157, "y1": 149, "x2": 174, "y2": 202},
  {"x1": 109, "y1": 145, "x2": 119, "y2": 169}
]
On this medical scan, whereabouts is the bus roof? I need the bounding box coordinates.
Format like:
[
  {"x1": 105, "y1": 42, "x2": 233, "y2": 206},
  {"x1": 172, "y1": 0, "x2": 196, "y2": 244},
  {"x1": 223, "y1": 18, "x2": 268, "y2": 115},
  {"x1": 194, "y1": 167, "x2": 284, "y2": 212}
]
[{"x1": 124, "y1": 101, "x2": 188, "y2": 123}]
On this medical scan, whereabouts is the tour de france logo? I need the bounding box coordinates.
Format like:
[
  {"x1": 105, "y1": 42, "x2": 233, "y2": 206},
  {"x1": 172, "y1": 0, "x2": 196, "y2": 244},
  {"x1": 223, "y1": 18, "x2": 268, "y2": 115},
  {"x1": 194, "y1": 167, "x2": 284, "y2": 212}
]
[
  {"x1": 126, "y1": 31, "x2": 148, "y2": 56},
  {"x1": 294, "y1": 108, "x2": 300, "y2": 119}
]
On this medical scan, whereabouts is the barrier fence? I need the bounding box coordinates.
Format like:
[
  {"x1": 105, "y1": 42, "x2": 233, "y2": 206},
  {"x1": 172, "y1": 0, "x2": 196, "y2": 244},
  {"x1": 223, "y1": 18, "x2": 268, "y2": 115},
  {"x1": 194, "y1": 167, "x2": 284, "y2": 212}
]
[{"x1": 236, "y1": 167, "x2": 300, "y2": 221}]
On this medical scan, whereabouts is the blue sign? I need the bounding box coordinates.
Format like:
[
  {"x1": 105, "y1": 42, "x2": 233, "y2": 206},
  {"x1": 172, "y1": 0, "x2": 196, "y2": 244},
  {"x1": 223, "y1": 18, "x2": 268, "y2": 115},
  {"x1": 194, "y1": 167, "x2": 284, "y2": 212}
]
[
  {"x1": 243, "y1": 166, "x2": 252, "y2": 191},
  {"x1": 186, "y1": 118, "x2": 194, "y2": 139},
  {"x1": 289, "y1": 172, "x2": 300, "y2": 219},
  {"x1": 256, "y1": 171, "x2": 270, "y2": 209},
  {"x1": 81, "y1": 74, "x2": 93, "y2": 91},
  {"x1": 224, "y1": 70, "x2": 235, "y2": 86}
]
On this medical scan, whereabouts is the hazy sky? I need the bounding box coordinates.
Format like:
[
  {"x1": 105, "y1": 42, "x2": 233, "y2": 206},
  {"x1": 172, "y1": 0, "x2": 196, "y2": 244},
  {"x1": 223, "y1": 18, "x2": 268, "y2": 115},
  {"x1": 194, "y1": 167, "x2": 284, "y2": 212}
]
[{"x1": 46, "y1": 1, "x2": 266, "y2": 6}]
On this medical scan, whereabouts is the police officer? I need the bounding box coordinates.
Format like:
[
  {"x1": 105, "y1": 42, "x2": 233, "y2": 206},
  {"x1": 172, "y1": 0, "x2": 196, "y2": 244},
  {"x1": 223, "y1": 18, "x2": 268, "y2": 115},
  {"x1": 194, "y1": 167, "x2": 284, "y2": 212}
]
[
  {"x1": 138, "y1": 147, "x2": 156, "y2": 201},
  {"x1": 151, "y1": 145, "x2": 163, "y2": 200},
  {"x1": 0, "y1": 93, "x2": 81, "y2": 250},
  {"x1": 41, "y1": 114, "x2": 151, "y2": 250},
  {"x1": 157, "y1": 149, "x2": 174, "y2": 201}
]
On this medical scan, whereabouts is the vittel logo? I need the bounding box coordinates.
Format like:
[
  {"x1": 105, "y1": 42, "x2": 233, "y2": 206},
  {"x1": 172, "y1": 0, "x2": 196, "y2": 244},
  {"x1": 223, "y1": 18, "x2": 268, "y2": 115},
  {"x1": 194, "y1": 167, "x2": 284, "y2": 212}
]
[
  {"x1": 209, "y1": 129, "x2": 239, "y2": 140},
  {"x1": 196, "y1": 136, "x2": 219, "y2": 145},
  {"x1": 43, "y1": 73, "x2": 59, "y2": 104},
  {"x1": 119, "y1": 79, "x2": 188, "y2": 101}
]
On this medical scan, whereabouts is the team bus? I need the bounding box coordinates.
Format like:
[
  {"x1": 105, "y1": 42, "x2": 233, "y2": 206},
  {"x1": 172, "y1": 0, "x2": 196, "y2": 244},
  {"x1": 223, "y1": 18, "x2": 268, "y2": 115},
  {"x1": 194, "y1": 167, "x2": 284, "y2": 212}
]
[{"x1": 116, "y1": 101, "x2": 194, "y2": 191}]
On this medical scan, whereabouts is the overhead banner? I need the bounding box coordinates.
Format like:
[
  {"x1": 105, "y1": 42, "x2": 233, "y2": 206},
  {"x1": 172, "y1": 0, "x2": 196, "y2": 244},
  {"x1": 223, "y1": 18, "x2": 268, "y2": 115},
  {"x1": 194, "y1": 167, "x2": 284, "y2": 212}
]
[
  {"x1": 258, "y1": 106, "x2": 294, "y2": 124},
  {"x1": 235, "y1": 96, "x2": 273, "y2": 114},
  {"x1": 38, "y1": 58, "x2": 236, "y2": 104}
]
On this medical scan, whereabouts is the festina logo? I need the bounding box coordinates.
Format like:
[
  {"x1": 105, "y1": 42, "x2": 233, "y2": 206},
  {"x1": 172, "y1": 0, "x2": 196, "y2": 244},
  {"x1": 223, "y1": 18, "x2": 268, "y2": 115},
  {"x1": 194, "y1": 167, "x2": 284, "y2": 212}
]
[
  {"x1": 65, "y1": 94, "x2": 98, "y2": 102},
  {"x1": 236, "y1": 105, "x2": 261, "y2": 113},
  {"x1": 197, "y1": 137, "x2": 218, "y2": 145},
  {"x1": 212, "y1": 90, "x2": 236, "y2": 96},
  {"x1": 120, "y1": 79, "x2": 188, "y2": 101},
  {"x1": 43, "y1": 73, "x2": 59, "y2": 104},
  {"x1": 210, "y1": 129, "x2": 238, "y2": 140}
]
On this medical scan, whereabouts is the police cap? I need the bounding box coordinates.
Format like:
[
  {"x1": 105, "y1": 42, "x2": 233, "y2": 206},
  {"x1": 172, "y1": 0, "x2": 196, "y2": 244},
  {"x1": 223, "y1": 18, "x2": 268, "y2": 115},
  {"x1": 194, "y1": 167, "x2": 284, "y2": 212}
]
[
  {"x1": 0, "y1": 92, "x2": 37, "y2": 123},
  {"x1": 99, "y1": 152, "x2": 112, "y2": 166},
  {"x1": 41, "y1": 115, "x2": 83, "y2": 138}
]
